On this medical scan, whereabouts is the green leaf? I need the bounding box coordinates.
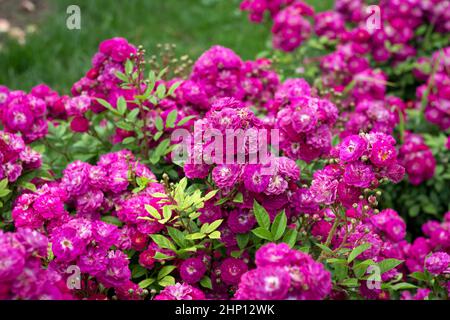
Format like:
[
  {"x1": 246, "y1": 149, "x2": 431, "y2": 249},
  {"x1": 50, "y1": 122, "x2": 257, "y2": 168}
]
[
  {"x1": 152, "y1": 192, "x2": 168, "y2": 198},
  {"x1": 409, "y1": 272, "x2": 428, "y2": 281},
  {"x1": 315, "y1": 242, "x2": 333, "y2": 254},
  {"x1": 334, "y1": 263, "x2": 349, "y2": 281},
  {"x1": 167, "y1": 227, "x2": 188, "y2": 248},
  {"x1": 145, "y1": 204, "x2": 161, "y2": 220},
  {"x1": 154, "y1": 252, "x2": 173, "y2": 260},
  {"x1": 282, "y1": 229, "x2": 298, "y2": 248},
  {"x1": 208, "y1": 231, "x2": 221, "y2": 239},
  {"x1": 340, "y1": 278, "x2": 359, "y2": 287},
  {"x1": 125, "y1": 59, "x2": 133, "y2": 75},
  {"x1": 155, "y1": 116, "x2": 164, "y2": 131},
  {"x1": 158, "y1": 275, "x2": 175, "y2": 287},
  {"x1": 251, "y1": 227, "x2": 273, "y2": 241},
  {"x1": 233, "y1": 192, "x2": 243, "y2": 203},
  {"x1": 96, "y1": 98, "x2": 119, "y2": 114},
  {"x1": 157, "y1": 67, "x2": 168, "y2": 80},
  {"x1": 348, "y1": 243, "x2": 372, "y2": 263},
  {"x1": 0, "y1": 178, "x2": 8, "y2": 190},
  {"x1": 156, "y1": 84, "x2": 166, "y2": 99},
  {"x1": 253, "y1": 200, "x2": 270, "y2": 230},
  {"x1": 185, "y1": 233, "x2": 206, "y2": 240},
  {"x1": 166, "y1": 109, "x2": 178, "y2": 128},
  {"x1": 116, "y1": 71, "x2": 129, "y2": 83},
  {"x1": 150, "y1": 138, "x2": 171, "y2": 164},
  {"x1": 390, "y1": 282, "x2": 418, "y2": 291},
  {"x1": 168, "y1": 81, "x2": 182, "y2": 96},
  {"x1": 0, "y1": 189, "x2": 11, "y2": 197},
  {"x1": 117, "y1": 96, "x2": 127, "y2": 115},
  {"x1": 138, "y1": 278, "x2": 155, "y2": 289},
  {"x1": 126, "y1": 108, "x2": 140, "y2": 121},
  {"x1": 116, "y1": 120, "x2": 133, "y2": 131},
  {"x1": 157, "y1": 266, "x2": 177, "y2": 280},
  {"x1": 20, "y1": 181, "x2": 36, "y2": 192},
  {"x1": 408, "y1": 205, "x2": 420, "y2": 217},
  {"x1": 101, "y1": 216, "x2": 123, "y2": 227},
  {"x1": 122, "y1": 137, "x2": 136, "y2": 145},
  {"x1": 353, "y1": 259, "x2": 376, "y2": 279},
  {"x1": 204, "y1": 219, "x2": 223, "y2": 234},
  {"x1": 199, "y1": 276, "x2": 212, "y2": 289},
  {"x1": 153, "y1": 131, "x2": 163, "y2": 141},
  {"x1": 150, "y1": 234, "x2": 176, "y2": 251},
  {"x1": 378, "y1": 259, "x2": 403, "y2": 274},
  {"x1": 159, "y1": 206, "x2": 172, "y2": 224},
  {"x1": 236, "y1": 233, "x2": 250, "y2": 250},
  {"x1": 177, "y1": 115, "x2": 196, "y2": 127},
  {"x1": 203, "y1": 190, "x2": 218, "y2": 201},
  {"x1": 271, "y1": 210, "x2": 287, "y2": 241},
  {"x1": 231, "y1": 250, "x2": 242, "y2": 258},
  {"x1": 132, "y1": 265, "x2": 147, "y2": 279}
]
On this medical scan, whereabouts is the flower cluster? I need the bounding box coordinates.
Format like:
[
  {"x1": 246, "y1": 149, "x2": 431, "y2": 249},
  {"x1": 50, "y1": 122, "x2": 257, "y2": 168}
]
[
  {"x1": 154, "y1": 282, "x2": 205, "y2": 300},
  {"x1": 416, "y1": 47, "x2": 450, "y2": 130},
  {"x1": 240, "y1": 0, "x2": 293, "y2": 23},
  {"x1": 273, "y1": 79, "x2": 339, "y2": 162},
  {"x1": 405, "y1": 212, "x2": 450, "y2": 274},
  {"x1": 398, "y1": 132, "x2": 436, "y2": 185},
  {"x1": 48, "y1": 218, "x2": 132, "y2": 290},
  {"x1": 2, "y1": 30, "x2": 450, "y2": 301},
  {"x1": 0, "y1": 131, "x2": 41, "y2": 183},
  {"x1": 341, "y1": 96, "x2": 404, "y2": 138},
  {"x1": 71, "y1": 37, "x2": 137, "y2": 112},
  {"x1": 271, "y1": 2, "x2": 314, "y2": 52},
  {"x1": 183, "y1": 97, "x2": 300, "y2": 217},
  {"x1": 300, "y1": 132, "x2": 404, "y2": 210},
  {"x1": 189, "y1": 46, "x2": 279, "y2": 107},
  {"x1": 235, "y1": 243, "x2": 331, "y2": 300},
  {"x1": 0, "y1": 88, "x2": 48, "y2": 143},
  {"x1": 240, "y1": 0, "x2": 314, "y2": 52},
  {"x1": 0, "y1": 228, "x2": 72, "y2": 299}
]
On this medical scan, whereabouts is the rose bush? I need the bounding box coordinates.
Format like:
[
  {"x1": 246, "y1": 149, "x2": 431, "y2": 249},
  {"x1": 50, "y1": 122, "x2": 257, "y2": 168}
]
[{"x1": 0, "y1": 0, "x2": 449, "y2": 300}]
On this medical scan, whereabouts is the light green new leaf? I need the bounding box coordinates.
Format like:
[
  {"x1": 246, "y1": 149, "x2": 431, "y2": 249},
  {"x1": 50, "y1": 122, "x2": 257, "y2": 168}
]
[
  {"x1": 145, "y1": 204, "x2": 161, "y2": 220},
  {"x1": 158, "y1": 276, "x2": 175, "y2": 287},
  {"x1": 150, "y1": 234, "x2": 176, "y2": 251},
  {"x1": 138, "y1": 278, "x2": 155, "y2": 289}
]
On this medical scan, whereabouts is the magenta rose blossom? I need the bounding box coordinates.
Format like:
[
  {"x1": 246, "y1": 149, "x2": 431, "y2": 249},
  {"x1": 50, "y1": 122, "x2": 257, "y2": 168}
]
[
  {"x1": 339, "y1": 135, "x2": 367, "y2": 162},
  {"x1": 179, "y1": 258, "x2": 207, "y2": 284},
  {"x1": 220, "y1": 258, "x2": 248, "y2": 285},
  {"x1": 343, "y1": 162, "x2": 375, "y2": 188}
]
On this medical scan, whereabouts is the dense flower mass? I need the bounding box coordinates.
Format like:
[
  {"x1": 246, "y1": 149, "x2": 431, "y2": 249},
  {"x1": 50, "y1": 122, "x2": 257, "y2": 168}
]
[
  {"x1": 235, "y1": 243, "x2": 331, "y2": 300},
  {"x1": 0, "y1": 229, "x2": 72, "y2": 299},
  {"x1": 399, "y1": 132, "x2": 436, "y2": 185},
  {"x1": 0, "y1": 131, "x2": 41, "y2": 183}
]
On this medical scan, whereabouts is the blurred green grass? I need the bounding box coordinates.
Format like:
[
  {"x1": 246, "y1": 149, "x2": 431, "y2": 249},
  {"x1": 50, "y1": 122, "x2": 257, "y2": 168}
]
[{"x1": 0, "y1": 0, "x2": 333, "y2": 93}]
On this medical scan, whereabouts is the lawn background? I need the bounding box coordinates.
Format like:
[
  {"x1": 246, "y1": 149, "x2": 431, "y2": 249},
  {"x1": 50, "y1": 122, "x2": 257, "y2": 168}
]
[{"x1": 0, "y1": 0, "x2": 333, "y2": 93}]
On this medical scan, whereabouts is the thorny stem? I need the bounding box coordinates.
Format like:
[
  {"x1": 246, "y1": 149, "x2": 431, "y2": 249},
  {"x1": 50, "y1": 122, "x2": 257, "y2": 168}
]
[{"x1": 318, "y1": 216, "x2": 341, "y2": 261}]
